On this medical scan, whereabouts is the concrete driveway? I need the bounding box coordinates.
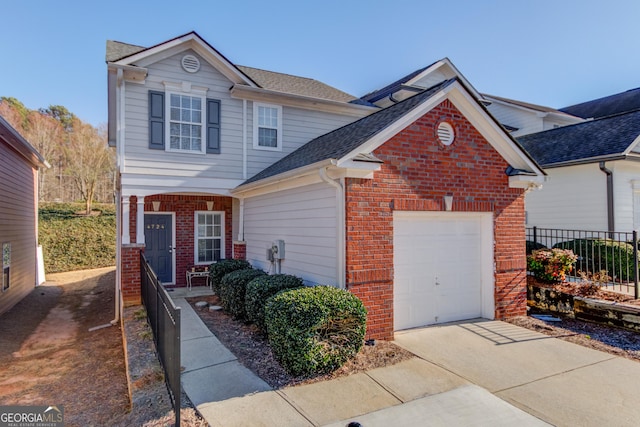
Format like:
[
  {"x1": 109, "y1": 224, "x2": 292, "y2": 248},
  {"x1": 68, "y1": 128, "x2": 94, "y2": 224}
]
[{"x1": 395, "y1": 320, "x2": 640, "y2": 427}]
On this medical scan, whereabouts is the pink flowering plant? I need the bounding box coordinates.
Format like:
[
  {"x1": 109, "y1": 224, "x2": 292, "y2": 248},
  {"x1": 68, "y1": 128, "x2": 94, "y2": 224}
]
[{"x1": 527, "y1": 248, "x2": 578, "y2": 283}]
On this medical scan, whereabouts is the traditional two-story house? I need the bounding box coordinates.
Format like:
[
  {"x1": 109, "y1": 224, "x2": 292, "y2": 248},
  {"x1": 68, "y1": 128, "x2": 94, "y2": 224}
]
[{"x1": 107, "y1": 32, "x2": 544, "y2": 339}]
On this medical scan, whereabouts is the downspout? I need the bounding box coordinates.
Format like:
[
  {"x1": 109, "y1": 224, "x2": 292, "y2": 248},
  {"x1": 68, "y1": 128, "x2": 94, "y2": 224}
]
[
  {"x1": 599, "y1": 161, "x2": 614, "y2": 234},
  {"x1": 242, "y1": 99, "x2": 247, "y2": 180},
  {"x1": 319, "y1": 167, "x2": 345, "y2": 288},
  {"x1": 112, "y1": 69, "x2": 125, "y2": 325}
]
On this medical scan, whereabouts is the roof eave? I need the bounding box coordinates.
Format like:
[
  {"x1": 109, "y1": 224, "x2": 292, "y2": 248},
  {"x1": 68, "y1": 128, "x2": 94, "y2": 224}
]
[
  {"x1": 230, "y1": 85, "x2": 377, "y2": 117},
  {"x1": 0, "y1": 116, "x2": 49, "y2": 169}
]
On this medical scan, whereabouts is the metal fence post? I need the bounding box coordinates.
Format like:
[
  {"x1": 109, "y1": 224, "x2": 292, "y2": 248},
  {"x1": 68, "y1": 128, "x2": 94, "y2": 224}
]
[
  {"x1": 634, "y1": 230, "x2": 639, "y2": 299},
  {"x1": 533, "y1": 226, "x2": 537, "y2": 247}
]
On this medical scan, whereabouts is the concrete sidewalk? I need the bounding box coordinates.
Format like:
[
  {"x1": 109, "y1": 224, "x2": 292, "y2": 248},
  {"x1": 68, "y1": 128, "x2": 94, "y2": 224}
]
[{"x1": 175, "y1": 291, "x2": 549, "y2": 426}]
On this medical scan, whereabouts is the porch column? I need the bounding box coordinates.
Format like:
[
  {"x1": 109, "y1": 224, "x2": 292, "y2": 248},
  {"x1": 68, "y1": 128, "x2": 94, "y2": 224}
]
[
  {"x1": 122, "y1": 196, "x2": 130, "y2": 245},
  {"x1": 136, "y1": 196, "x2": 145, "y2": 245}
]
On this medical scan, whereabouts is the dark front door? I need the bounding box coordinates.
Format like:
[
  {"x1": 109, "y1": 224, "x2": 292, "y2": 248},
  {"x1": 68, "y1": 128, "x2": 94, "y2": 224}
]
[{"x1": 144, "y1": 214, "x2": 173, "y2": 284}]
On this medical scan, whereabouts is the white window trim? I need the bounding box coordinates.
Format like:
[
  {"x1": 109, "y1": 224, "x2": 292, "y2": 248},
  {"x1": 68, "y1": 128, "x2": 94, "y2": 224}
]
[
  {"x1": 253, "y1": 102, "x2": 283, "y2": 151},
  {"x1": 194, "y1": 211, "x2": 225, "y2": 265},
  {"x1": 164, "y1": 81, "x2": 208, "y2": 154}
]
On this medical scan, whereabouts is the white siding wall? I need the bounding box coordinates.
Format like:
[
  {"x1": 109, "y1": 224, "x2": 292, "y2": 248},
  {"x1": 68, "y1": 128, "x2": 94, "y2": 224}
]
[
  {"x1": 486, "y1": 102, "x2": 545, "y2": 137},
  {"x1": 610, "y1": 161, "x2": 640, "y2": 232},
  {"x1": 245, "y1": 103, "x2": 356, "y2": 179},
  {"x1": 526, "y1": 163, "x2": 608, "y2": 230},
  {"x1": 122, "y1": 49, "x2": 358, "y2": 186},
  {"x1": 243, "y1": 182, "x2": 338, "y2": 286}
]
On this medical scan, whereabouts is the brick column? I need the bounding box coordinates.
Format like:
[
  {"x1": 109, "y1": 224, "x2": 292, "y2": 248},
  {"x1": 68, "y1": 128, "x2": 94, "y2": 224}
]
[
  {"x1": 233, "y1": 241, "x2": 247, "y2": 260},
  {"x1": 121, "y1": 245, "x2": 144, "y2": 306}
]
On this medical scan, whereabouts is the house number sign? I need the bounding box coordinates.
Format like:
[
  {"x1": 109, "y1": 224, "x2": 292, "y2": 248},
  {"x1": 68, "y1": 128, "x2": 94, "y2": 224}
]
[{"x1": 146, "y1": 224, "x2": 165, "y2": 229}]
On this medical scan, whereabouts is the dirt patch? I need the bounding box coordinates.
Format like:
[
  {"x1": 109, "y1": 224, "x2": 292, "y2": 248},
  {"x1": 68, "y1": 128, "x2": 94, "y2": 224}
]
[
  {"x1": 0, "y1": 268, "x2": 208, "y2": 426},
  {"x1": 188, "y1": 295, "x2": 415, "y2": 388}
]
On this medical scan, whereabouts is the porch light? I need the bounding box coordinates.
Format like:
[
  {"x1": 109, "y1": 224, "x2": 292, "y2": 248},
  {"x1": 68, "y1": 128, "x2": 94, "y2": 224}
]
[
  {"x1": 443, "y1": 195, "x2": 453, "y2": 211},
  {"x1": 206, "y1": 201, "x2": 214, "y2": 211},
  {"x1": 152, "y1": 201, "x2": 161, "y2": 212}
]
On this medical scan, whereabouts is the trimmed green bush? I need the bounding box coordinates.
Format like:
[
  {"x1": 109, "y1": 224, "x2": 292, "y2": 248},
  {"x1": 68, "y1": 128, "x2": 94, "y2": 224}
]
[
  {"x1": 39, "y1": 203, "x2": 116, "y2": 273},
  {"x1": 219, "y1": 269, "x2": 267, "y2": 319},
  {"x1": 265, "y1": 286, "x2": 367, "y2": 376},
  {"x1": 245, "y1": 274, "x2": 304, "y2": 331},
  {"x1": 554, "y1": 238, "x2": 637, "y2": 281},
  {"x1": 209, "y1": 259, "x2": 251, "y2": 295}
]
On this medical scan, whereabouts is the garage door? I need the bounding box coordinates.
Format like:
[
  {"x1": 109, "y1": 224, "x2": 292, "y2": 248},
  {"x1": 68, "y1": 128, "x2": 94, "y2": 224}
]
[{"x1": 394, "y1": 211, "x2": 492, "y2": 331}]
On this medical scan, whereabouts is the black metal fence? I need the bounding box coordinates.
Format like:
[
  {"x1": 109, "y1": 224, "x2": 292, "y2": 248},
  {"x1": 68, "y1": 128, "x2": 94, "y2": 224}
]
[
  {"x1": 140, "y1": 252, "x2": 181, "y2": 427},
  {"x1": 526, "y1": 227, "x2": 639, "y2": 299}
]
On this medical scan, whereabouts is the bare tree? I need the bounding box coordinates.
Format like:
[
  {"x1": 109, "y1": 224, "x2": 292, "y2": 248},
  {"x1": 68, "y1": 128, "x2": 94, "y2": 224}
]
[{"x1": 64, "y1": 119, "x2": 114, "y2": 214}]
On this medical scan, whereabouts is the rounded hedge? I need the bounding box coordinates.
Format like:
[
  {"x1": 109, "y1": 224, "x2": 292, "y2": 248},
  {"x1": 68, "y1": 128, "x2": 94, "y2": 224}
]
[
  {"x1": 219, "y1": 268, "x2": 267, "y2": 319},
  {"x1": 209, "y1": 259, "x2": 251, "y2": 295},
  {"x1": 245, "y1": 274, "x2": 304, "y2": 331},
  {"x1": 264, "y1": 286, "x2": 367, "y2": 376}
]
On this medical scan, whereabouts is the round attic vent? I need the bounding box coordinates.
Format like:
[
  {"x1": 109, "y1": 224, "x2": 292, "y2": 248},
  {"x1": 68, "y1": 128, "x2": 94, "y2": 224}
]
[
  {"x1": 181, "y1": 55, "x2": 200, "y2": 73},
  {"x1": 437, "y1": 122, "x2": 455, "y2": 146}
]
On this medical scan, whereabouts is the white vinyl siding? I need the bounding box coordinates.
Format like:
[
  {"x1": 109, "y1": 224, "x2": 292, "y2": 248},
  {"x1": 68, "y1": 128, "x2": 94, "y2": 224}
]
[
  {"x1": 243, "y1": 183, "x2": 338, "y2": 286},
  {"x1": 609, "y1": 161, "x2": 640, "y2": 232},
  {"x1": 122, "y1": 49, "x2": 359, "y2": 189},
  {"x1": 525, "y1": 163, "x2": 608, "y2": 230}
]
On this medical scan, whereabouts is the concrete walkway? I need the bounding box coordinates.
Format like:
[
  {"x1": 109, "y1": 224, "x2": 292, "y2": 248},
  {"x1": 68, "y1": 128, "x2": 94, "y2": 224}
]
[{"x1": 173, "y1": 288, "x2": 640, "y2": 426}]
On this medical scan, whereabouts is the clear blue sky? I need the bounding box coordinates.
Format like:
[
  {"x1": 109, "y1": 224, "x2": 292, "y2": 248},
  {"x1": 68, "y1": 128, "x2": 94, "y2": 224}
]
[{"x1": 1, "y1": 0, "x2": 638, "y2": 126}]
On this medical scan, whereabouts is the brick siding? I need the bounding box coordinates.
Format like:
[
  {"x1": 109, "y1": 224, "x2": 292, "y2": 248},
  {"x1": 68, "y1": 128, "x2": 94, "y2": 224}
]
[{"x1": 345, "y1": 99, "x2": 527, "y2": 340}]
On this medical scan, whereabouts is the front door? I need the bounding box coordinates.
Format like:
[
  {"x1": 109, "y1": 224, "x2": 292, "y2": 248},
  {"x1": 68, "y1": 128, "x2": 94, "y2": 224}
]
[{"x1": 144, "y1": 214, "x2": 173, "y2": 284}]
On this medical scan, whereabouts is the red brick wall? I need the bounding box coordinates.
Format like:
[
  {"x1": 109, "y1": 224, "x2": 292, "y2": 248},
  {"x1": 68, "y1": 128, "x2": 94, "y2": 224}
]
[
  {"x1": 345, "y1": 99, "x2": 527, "y2": 340},
  {"x1": 121, "y1": 245, "x2": 142, "y2": 306},
  {"x1": 124, "y1": 194, "x2": 233, "y2": 288},
  {"x1": 233, "y1": 241, "x2": 247, "y2": 260}
]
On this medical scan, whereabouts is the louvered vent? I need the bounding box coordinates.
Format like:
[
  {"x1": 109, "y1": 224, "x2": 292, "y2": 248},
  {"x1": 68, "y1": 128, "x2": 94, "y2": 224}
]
[
  {"x1": 437, "y1": 122, "x2": 455, "y2": 146},
  {"x1": 181, "y1": 55, "x2": 200, "y2": 73}
]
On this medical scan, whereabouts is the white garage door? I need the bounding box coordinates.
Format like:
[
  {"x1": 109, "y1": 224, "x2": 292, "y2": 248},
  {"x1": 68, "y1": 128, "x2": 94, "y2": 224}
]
[{"x1": 394, "y1": 211, "x2": 493, "y2": 331}]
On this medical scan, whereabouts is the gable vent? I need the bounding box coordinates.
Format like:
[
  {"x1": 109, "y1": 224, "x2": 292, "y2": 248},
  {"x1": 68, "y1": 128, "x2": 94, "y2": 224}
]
[
  {"x1": 437, "y1": 122, "x2": 455, "y2": 146},
  {"x1": 181, "y1": 55, "x2": 200, "y2": 73}
]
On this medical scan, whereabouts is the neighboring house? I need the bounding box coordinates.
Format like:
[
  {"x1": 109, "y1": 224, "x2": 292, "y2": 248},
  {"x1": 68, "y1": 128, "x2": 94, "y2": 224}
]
[
  {"x1": 519, "y1": 109, "x2": 640, "y2": 232},
  {"x1": 107, "y1": 32, "x2": 544, "y2": 339},
  {"x1": 560, "y1": 87, "x2": 640, "y2": 119},
  {"x1": 358, "y1": 58, "x2": 583, "y2": 137},
  {"x1": 0, "y1": 115, "x2": 48, "y2": 315}
]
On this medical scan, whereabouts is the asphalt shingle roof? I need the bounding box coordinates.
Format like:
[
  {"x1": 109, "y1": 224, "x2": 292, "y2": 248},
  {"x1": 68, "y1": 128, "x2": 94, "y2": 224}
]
[
  {"x1": 560, "y1": 88, "x2": 640, "y2": 119},
  {"x1": 105, "y1": 40, "x2": 358, "y2": 104},
  {"x1": 360, "y1": 64, "x2": 434, "y2": 103},
  {"x1": 517, "y1": 109, "x2": 640, "y2": 167},
  {"x1": 241, "y1": 79, "x2": 457, "y2": 186}
]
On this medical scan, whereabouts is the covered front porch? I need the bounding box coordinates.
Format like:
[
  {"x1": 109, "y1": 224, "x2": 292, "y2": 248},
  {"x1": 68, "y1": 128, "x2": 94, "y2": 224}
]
[{"x1": 119, "y1": 192, "x2": 246, "y2": 306}]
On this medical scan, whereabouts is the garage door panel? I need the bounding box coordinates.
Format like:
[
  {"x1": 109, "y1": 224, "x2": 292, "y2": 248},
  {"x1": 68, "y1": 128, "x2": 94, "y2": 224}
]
[{"x1": 394, "y1": 212, "x2": 487, "y2": 331}]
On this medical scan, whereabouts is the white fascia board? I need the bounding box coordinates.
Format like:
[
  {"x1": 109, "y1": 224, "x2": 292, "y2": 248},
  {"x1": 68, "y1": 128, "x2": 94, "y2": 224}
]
[
  {"x1": 113, "y1": 33, "x2": 256, "y2": 87},
  {"x1": 509, "y1": 175, "x2": 545, "y2": 189},
  {"x1": 120, "y1": 173, "x2": 243, "y2": 198},
  {"x1": 405, "y1": 58, "x2": 482, "y2": 100},
  {"x1": 446, "y1": 84, "x2": 545, "y2": 178},
  {"x1": 231, "y1": 159, "x2": 336, "y2": 197},
  {"x1": 230, "y1": 85, "x2": 376, "y2": 118},
  {"x1": 622, "y1": 134, "x2": 640, "y2": 155},
  {"x1": 107, "y1": 63, "x2": 147, "y2": 83}
]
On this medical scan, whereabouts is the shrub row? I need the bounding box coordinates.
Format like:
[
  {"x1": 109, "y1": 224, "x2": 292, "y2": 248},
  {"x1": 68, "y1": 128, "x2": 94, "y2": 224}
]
[
  {"x1": 39, "y1": 203, "x2": 116, "y2": 273},
  {"x1": 210, "y1": 260, "x2": 367, "y2": 376}
]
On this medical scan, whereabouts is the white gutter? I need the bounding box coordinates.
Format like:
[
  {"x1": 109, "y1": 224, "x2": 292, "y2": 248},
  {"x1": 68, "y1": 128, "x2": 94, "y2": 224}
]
[
  {"x1": 231, "y1": 159, "x2": 336, "y2": 196},
  {"x1": 319, "y1": 167, "x2": 345, "y2": 289}
]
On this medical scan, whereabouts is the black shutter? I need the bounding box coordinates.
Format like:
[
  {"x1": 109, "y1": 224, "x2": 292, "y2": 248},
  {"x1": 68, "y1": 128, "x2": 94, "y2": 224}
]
[
  {"x1": 206, "y1": 98, "x2": 221, "y2": 154},
  {"x1": 148, "y1": 91, "x2": 164, "y2": 150}
]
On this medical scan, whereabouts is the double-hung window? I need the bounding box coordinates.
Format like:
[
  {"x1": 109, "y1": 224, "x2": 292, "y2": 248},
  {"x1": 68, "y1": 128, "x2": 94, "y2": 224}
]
[
  {"x1": 148, "y1": 83, "x2": 221, "y2": 154},
  {"x1": 169, "y1": 94, "x2": 203, "y2": 152},
  {"x1": 195, "y1": 212, "x2": 224, "y2": 264},
  {"x1": 253, "y1": 102, "x2": 282, "y2": 150},
  {"x1": 2, "y1": 243, "x2": 10, "y2": 292}
]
